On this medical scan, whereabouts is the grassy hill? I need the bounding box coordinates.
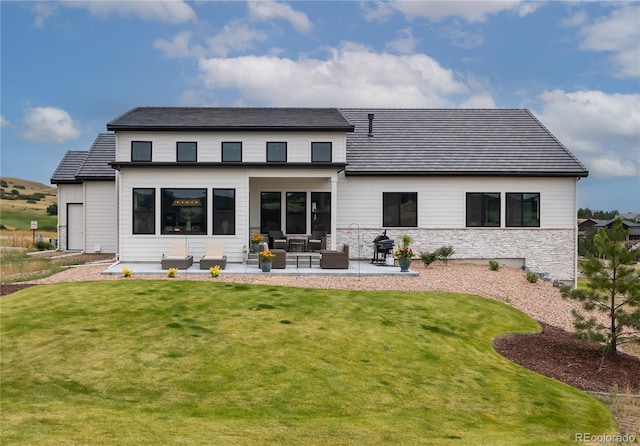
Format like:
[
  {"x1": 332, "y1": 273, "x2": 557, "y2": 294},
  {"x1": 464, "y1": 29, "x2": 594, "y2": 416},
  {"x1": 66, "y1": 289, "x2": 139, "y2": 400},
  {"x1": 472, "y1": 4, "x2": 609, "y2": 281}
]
[{"x1": 0, "y1": 177, "x2": 57, "y2": 232}]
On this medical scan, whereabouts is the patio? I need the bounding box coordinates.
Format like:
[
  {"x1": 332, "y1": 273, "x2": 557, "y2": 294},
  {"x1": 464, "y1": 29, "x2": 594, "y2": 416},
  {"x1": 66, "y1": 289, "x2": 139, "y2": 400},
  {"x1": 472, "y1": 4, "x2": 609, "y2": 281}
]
[{"x1": 103, "y1": 259, "x2": 419, "y2": 277}]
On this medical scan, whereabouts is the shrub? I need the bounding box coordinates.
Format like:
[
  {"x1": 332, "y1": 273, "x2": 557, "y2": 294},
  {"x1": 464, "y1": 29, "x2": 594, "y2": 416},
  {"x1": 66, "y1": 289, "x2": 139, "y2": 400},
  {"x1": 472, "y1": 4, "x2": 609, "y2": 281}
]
[
  {"x1": 46, "y1": 203, "x2": 58, "y2": 216},
  {"x1": 34, "y1": 240, "x2": 51, "y2": 251},
  {"x1": 209, "y1": 265, "x2": 221, "y2": 277},
  {"x1": 526, "y1": 272, "x2": 538, "y2": 283},
  {"x1": 421, "y1": 252, "x2": 438, "y2": 267},
  {"x1": 489, "y1": 260, "x2": 500, "y2": 271},
  {"x1": 121, "y1": 267, "x2": 133, "y2": 278},
  {"x1": 167, "y1": 267, "x2": 178, "y2": 278},
  {"x1": 436, "y1": 245, "x2": 455, "y2": 265}
]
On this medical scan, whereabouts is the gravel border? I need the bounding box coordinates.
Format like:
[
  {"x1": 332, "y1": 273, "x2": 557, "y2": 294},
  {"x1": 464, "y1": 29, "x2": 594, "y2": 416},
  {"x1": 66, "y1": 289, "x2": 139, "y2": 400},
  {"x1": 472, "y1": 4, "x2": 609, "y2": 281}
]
[{"x1": 26, "y1": 260, "x2": 605, "y2": 333}]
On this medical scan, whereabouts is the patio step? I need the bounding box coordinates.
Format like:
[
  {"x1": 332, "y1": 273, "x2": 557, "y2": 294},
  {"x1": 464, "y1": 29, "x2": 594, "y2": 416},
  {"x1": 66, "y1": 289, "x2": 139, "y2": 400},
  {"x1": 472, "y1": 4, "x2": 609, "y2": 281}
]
[{"x1": 247, "y1": 253, "x2": 320, "y2": 267}]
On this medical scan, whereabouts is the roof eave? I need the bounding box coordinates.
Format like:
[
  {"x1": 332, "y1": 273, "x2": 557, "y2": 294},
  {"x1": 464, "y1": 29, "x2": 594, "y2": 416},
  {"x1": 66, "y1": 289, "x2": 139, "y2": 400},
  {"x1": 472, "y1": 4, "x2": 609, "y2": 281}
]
[
  {"x1": 344, "y1": 170, "x2": 589, "y2": 178},
  {"x1": 109, "y1": 161, "x2": 348, "y2": 170},
  {"x1": 106, "y1": 125, "x2": 355, "y2": 132}
]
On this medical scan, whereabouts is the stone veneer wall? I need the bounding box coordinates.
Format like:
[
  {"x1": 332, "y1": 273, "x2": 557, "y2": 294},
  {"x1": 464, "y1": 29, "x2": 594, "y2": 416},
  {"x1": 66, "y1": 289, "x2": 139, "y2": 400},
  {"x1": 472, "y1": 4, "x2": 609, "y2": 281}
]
[
  {"x1": 58, "y1": 225, "x2": 67, "y2": 252},
  {"x1": 336, "y1": 227, "x2": 576, "y2": 282}
]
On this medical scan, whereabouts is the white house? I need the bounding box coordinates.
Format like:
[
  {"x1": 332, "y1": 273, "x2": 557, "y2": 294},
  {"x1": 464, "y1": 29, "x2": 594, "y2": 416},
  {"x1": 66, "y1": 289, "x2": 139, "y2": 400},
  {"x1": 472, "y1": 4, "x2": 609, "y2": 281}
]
[{"x1": 51, "y1": 107, "x2": 588, "y2": 282}]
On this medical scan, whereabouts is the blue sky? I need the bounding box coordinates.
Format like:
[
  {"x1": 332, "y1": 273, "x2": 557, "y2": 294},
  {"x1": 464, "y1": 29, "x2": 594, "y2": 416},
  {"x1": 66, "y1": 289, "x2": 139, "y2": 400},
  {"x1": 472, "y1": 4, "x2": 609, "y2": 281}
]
[{"x1": 1, "y1": 0, "x2": 639, "y2": 212}]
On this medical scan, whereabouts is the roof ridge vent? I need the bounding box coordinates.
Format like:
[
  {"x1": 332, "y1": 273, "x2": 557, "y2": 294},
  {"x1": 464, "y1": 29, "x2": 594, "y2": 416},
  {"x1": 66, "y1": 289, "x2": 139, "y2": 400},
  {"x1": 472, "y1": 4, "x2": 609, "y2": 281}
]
[{"x1": 368, "y1": 113, "x2": 374, "y2": 137}]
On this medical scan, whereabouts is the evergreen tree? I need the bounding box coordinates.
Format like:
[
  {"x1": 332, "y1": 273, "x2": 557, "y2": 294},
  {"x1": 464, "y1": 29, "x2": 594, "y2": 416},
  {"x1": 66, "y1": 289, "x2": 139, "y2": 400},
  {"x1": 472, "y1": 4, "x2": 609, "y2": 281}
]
[{"x1": 561, "y1": 219, "x2": 640, "y2": 357}]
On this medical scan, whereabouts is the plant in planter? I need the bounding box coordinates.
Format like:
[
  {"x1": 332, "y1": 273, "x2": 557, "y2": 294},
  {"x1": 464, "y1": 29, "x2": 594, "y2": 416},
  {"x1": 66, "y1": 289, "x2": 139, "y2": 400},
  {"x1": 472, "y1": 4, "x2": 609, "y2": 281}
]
[
  {"x1": 393, "y1": 235, "x2": 415, "y2": 272},
  {"x1": 259, "y1": 250, "x2": 276, "y2": 272},
  {"x1": 250, "y1": 233, "x2": 263, "y2": 252}
]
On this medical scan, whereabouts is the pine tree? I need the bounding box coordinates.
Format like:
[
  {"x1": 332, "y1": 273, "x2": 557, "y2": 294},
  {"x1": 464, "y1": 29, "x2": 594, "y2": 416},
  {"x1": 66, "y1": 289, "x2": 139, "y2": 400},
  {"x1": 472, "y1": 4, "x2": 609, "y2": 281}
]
[{"x1": 561, "y1": 219, "x2": 640, "y2": 357}]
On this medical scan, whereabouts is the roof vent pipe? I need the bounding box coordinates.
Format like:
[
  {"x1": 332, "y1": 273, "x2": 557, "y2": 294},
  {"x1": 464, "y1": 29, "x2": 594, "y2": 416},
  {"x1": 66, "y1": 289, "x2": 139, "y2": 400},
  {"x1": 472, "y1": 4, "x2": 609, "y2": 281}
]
[{"x1": 367, "y1": 113, "x2": 374, "y2": 137}]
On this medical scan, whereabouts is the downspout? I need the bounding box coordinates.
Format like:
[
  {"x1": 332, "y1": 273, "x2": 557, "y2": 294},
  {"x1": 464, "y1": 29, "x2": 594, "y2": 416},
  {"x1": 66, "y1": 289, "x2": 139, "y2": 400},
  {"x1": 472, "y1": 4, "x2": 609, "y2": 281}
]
[{"x1": 574, "y1": 177, "x2": 579, "y2": 288}]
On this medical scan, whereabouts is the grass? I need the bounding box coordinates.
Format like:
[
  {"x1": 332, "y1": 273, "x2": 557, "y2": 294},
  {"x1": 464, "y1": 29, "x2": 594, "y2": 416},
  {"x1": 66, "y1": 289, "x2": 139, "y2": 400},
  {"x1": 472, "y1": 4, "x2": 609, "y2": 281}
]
[
  {"x1": 0, "y1": 250, "x2": 85, "y2": 283},
  {"x1": 1, "y1": 281, "x2": 617, "y2": 445}
]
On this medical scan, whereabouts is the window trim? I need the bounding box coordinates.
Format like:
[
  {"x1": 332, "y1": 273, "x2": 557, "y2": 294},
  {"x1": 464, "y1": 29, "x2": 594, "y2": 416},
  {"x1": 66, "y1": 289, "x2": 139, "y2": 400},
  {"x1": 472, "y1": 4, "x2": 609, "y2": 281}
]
[
  {"x1": 212, "y1": 188, "x2": 236, "y2": 235},
  {"x1": 311, "y1": 142, "x2": 332, "y2": 163},
  {"x1": 176, "y1": 141, "x2": 198, "y2": 162},
  {"x1": 266, "y1": 142, "x2": 287, "y2": 162},
  {"x1": 466, "y1": 192, "x2": 501, "y2": 227},
  {"x1": 382, "y1": 192, "x2": 418, "y2": 227},
  {"x1": 131, "y1": 141, "x2": 152, "y2": 162},
  {"x1": 221, "y1": 141, "x2": 243, "y2": 162},
  {"x1": 132, "y1": 188, "x2": 155, "y2": 234},
  {"x1": 506, "y1": 192, "x2": 541, "y2": 227}
]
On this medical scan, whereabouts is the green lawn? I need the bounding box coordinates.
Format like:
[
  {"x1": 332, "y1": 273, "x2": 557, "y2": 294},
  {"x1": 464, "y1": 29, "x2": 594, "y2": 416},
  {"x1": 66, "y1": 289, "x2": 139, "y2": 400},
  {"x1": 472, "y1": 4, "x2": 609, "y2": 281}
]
[
  {"x1": 0, "y1": 208, "x2": 57, "y2": 231},
  {"x1": 1, "y1": 281, "x2": 616, "y2": 445}
]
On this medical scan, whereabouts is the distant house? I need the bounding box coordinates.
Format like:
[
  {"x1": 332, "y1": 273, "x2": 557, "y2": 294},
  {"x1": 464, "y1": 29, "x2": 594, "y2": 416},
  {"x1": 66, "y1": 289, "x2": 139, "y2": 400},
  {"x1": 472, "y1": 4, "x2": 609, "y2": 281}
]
[
  {"x1": 596, "y1": 218, "x2": 640, "y2": 242},
  {"x1": 51, "y1": 107, "x2": 589, "y2": 282},
  {"x1": 578, "y1": 218, "x2": 602, "y2": 238}
]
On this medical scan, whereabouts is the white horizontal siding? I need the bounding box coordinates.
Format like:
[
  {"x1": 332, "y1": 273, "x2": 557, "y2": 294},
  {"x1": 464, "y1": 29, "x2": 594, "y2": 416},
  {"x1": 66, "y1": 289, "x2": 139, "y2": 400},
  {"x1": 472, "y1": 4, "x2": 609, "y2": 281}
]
[
  {"x1": 116, "y1": 131, "x2": 346, "y2": 164},
  {"x1": 84, "y1": 182, "x2": 117, "y2": 253},
  {"x1": 118, "y1": 168, "x2": 248, "y2": 262},
  {"x1": 57, "y1": 184, "x2": 83, "y2": 226},
  {"x1": 337, "y1": 175, "x2": 577, "y2": 229}
]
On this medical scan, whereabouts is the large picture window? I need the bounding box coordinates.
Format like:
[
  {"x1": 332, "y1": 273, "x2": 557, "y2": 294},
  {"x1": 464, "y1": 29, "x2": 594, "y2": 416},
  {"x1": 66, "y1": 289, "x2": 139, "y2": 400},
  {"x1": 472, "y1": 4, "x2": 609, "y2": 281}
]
[
  {"x1": 266, "y1": 142, "x2": 287, "y2": 162},
  {"x1": 383, "y1": 192, "x2": 417, "y2": 227},
  {"x1": 466, "y1": 193, "x2": 500, "y2": 227},
  {"x1": 260, "y1": 192, "x2": 281, "y2": 233},
  {"x1": 161, "y1": 189, "x2": 207, "y2": 234},
  {"x1": 311, "y1": 192, "x2": 331, "y2": 233},
  {"x1": 506, "y1": 193, "x2": 540, "y2": 227},
  {"x1": 311, "y1": 142, "x2": 332, "y2": 162},
  {"x1": 133, "y1": 188, "x2": 155, "y2": 234},
  {"x1": 213, "y1": 189, "x2": 235, "y2": 235},
  {"x1": 131, "y1": 141, "x2": 152, "y2": 162},
  {"x1": 222, "y1": 142, "x2": 242, "y2": 162},
  {"x1": 286, "y1": 192, "x2": 306, "y2": 234},
  {"x1": 177, "y1": 142, "x2": 197, "y2": 162}
]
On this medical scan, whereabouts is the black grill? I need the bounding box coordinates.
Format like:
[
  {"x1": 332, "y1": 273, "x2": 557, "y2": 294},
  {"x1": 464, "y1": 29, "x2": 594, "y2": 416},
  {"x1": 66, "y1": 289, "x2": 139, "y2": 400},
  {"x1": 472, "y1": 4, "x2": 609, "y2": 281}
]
[{"x1": 371, "y1": 233, "x2": 394, "y2": 265}]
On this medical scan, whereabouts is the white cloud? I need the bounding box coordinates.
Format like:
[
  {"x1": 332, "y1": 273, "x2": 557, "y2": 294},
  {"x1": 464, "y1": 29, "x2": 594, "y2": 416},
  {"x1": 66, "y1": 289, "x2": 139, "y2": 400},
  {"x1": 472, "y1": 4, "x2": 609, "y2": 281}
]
[
  {"x1": 386, "y1": 28, "x2": 418, "y2": 54},
  {"x1": 0, "y1": 116, "x2": 10, "y2": 127},
  {"x1": 536, "y1": 89, "x2": 640, "y2": 178},
  {"x1": 154, "y1": 31, "x2": 203, "y2": 59},
  {"x1": 37, "y1": 0, "x2": 196, "y2": 25},
  {"x1": 21, "y1": 106, "x2": 82, "y2": 143},
  {"x1": 248, "y1": 1, "x2": 312, "y2": 33},
  {"x1": 386, "y1": 0, "x2": 527, "y2": 23},
  {"x1": 197, "y1": 42, "x2": 481, "y2": 108},
  {"x1": 206, "y1": 21, "x2": 269, "y2": 57},
  {"x1": 569, "y1": 5, "x2": 640, "y2": 78}
]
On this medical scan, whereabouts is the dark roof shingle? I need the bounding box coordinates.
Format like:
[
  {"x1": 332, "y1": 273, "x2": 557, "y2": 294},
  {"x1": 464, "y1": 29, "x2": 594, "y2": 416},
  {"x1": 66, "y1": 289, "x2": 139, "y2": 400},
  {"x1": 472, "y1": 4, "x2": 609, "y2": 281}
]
[
  {"x1": 107, "y1": 107, "x2": 354, "y2": 131},
  {"x1": 50, "y1": 133, "x2": 115, "y2": 184},
  {"x1": 339, "y1": 108, "x2": 588, "y2": 177}
]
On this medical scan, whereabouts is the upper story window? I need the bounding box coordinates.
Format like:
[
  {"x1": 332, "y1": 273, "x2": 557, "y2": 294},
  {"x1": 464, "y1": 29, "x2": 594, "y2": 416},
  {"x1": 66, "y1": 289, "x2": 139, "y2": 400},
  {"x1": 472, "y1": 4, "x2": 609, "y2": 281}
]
[
  {"x1": 131, "y1": 141, "x2": 152, "y2": 162},
  {"x1": 466, "y1": 192, "x2": 500, "y2": 227},
  {"x1": 266, "y1": 142, "x2": 287, "y2": 162},
  {"x1": 506, "y1": 193, "x2": 540, "y2": 227},
  {"x1": 177, "y1": 142, "x2": 197, "y2": 162},
  {"x1": 311, "y1": 142, "x2": 332, "y2": 162},
  {"x1": 383, "y1": 192, "x2": 417, "y2": 227},
  {"x1": 222, "y1": 142, "x2": 242, "y2": 162}
]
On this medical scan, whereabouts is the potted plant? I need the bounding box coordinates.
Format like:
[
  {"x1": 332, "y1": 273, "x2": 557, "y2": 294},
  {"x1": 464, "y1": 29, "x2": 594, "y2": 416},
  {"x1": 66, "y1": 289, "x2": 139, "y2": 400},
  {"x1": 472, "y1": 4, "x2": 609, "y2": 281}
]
[
  {"x1": 259, "y1": 250, "x2": 276, "y2": 272},
  {"x1": 250, "y1": 233, "x2": 263, "y2": 253},
  {"x1": 393, "y1": 235, "x2": 414, "y2": 272}
]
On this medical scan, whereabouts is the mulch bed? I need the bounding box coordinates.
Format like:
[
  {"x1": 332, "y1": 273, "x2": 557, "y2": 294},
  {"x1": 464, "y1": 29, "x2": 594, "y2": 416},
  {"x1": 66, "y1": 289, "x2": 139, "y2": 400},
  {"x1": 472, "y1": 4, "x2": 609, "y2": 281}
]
[
  {"x1": 1, "y1": 284, "x2": 638, "y2": 393},
  {"x1": 494, "y1": 322, "x2": 640, "y2": 393}
]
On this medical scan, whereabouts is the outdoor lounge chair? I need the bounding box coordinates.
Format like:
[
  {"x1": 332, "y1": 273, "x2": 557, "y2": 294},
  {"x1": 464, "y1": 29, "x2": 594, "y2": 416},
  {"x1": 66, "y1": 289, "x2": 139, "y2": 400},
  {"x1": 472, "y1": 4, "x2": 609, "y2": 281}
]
[
  {"x1": 269, "y1": 230, "x2": 288, "y2": 250},
  {"x1": 320, "y1": 244, "x2": 349, "y2": 269},
  {"x1": 161, "y1": 242, "x2": 193, "y2": 269},
  {"x1": 307, "y1": 230, "x2": 327, "y2": 251},
  {"x1": 199, "y1": 241, "x2": 227, "y2": 269}
]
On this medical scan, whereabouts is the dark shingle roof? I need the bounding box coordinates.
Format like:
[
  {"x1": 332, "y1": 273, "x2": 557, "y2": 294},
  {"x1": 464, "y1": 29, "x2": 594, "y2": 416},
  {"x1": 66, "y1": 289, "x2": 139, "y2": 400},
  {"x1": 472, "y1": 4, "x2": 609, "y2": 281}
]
[
  {"x1": 107, "y1": 107, "x2": 354, "y2": 132},
  {"x1": 76, "y1": 133, "x2": 116, "y2": 180},
  {"x1": 50, "y1": 134, "x2": 115, "y2": 184},
  {"x1": 339, "y1": 109, "x2": 589, "y2": 177},
  {"x1": 50, "y1": 151, "x2": 89, "y2": 184}
]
